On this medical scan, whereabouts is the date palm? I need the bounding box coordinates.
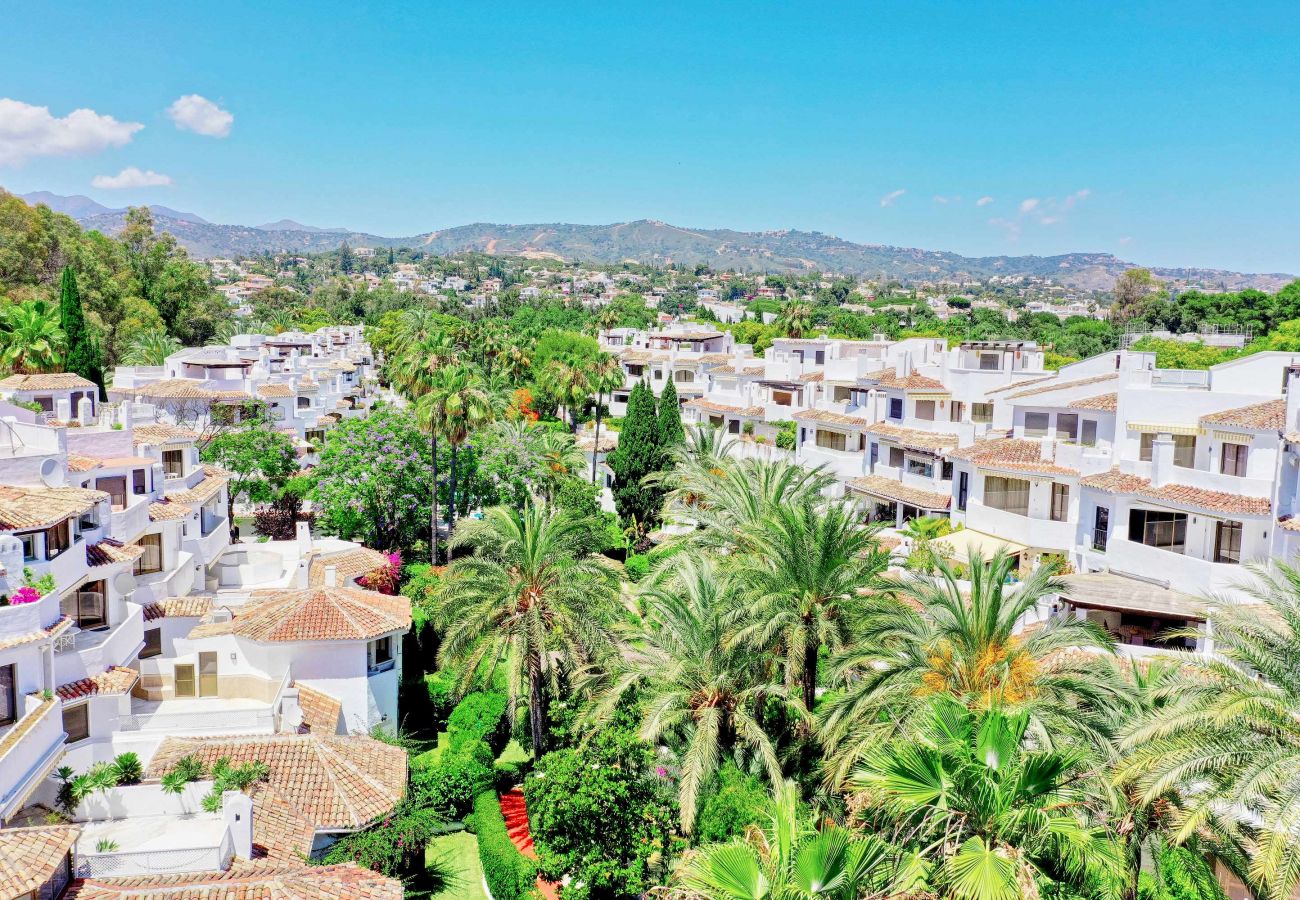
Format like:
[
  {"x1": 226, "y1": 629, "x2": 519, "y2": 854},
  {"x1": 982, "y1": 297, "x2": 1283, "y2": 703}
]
[
  {"x1": 122, "y1": 326, "x2": 182, "y2": 366},
  {"x1": 436, "y1": 502, "x2": 619, "y2": 757},
  {"x1": 584, "y1": 555, "x2": 790, "y2": 834},
  {"x1": 850, "y1": 697, "x2": 1125, "y2": 900},
  {"x1": 548, "y1": 358, "x2": 594, "y2": 432},
  {"x1": 1118, "y1": 562, "x2": 1300, "y2": 900},
  {"x1": 588, "y1": 352, "x2": 625, "y2": 484},
  {"x1": 731, "y1": 500, "x2": 890, "y2": 713},
  {"x1": 404, "y1": 333, "x2": 460, "y2": 562},
  {"x1": 775, "y1": 300, "x2": 814, "y2": 339},
  {"x1": 535, "y1": 429, "x2": 586, "y2": 500},
  {"x1": 0, "y1": 300, "x2": 65, "y2": 373},
  {"x1": 428, "y1": 364, "x2": 498, "y2": 536},
  {"x1": 819, "y1": 551, "x2": 1126, "y2": 786}
]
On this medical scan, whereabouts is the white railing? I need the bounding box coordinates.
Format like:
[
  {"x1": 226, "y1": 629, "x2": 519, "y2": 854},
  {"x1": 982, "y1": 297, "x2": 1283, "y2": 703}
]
[
  {"x1": 76, "y1": 833, "x2": 231, "y2": 879},
  {"x1": 118, "y1": 706, "x2": 276, "y2": 734}
]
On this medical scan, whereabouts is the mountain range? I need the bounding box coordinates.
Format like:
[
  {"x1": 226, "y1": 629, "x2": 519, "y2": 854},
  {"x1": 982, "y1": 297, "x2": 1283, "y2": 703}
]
[{"x1": 16, "y1": 190, "x2": 1294, "y2": 292}]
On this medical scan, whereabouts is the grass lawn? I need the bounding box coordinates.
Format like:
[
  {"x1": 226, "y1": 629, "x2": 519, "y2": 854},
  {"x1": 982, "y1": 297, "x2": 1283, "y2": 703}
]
[
  {"x1": 426, "y1": 830, "x2": 489, "y2": 900},
  {"x1": 495, "y1": 739, "x2": 529, "y2": 768}
]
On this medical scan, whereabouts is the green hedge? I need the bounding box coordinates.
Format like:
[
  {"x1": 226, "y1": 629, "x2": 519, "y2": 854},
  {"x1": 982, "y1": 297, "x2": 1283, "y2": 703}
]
[
  {"x1": 447, "y1": 691, "x2": 509, "y2": 755},
  {"x1": 413, "y1": 739, "x2": 494, "y2": 819},
  {"x1": 424, "y1": 671, "x2": 458, "y2": 730},
  {"x1": 470, "y1": 790, "x2": 537, "y2": 900}
]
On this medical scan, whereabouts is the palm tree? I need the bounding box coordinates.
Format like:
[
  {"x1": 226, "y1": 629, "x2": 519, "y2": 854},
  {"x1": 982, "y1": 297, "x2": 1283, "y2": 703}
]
[
  {"x1": 1117, "y1": 562, "x2": 1300, "y2": 900},
  {"x1": 0, "y1": 300, "x2": 65, "y2": 373},
  {"x1": 121, "y1": 326, "x2": 182, "y2": 366},
  {"x1": 851, "y1": 697, "x2": 1125, "y2": 900},
  {"x1": 477, "y1": 323, "x2": 506, "y2": 382},
  {"x1": 775, "y1": 300, "x2": 814, "y2": 339},
  {"x1": 731, "y1": 500, "x2": 890, "y2": 713},
  {"x1": 429, "y1": 364, "x2": 497, "y2": 537},
  {"x1": 588, "y1": 352, "x2": 625, "y2": 484},
  {"x1": 584, "y1": 555, "x2": 789, "y2": 834},
  {"x1": 819, "y1": 552, "x2": 1127, "y2": 786},
  {"x1": 672, "y1": 780, "x2": 911, "y2": 899},
  {"x1": 548, "y1": 359, "x2": 593, "y2": 432},
  {"x1": 402, "y1": 333, "x2": 460, "y2": 563},
  {"x1": 436, "y1": 502, "x2": 619, "y2": 757},
  {"x1": 534, "y1": 428, "x2": 585, "y2": 500},
  {"x1": 498, "y1": 341, "x2": 533, "y2": 384}
]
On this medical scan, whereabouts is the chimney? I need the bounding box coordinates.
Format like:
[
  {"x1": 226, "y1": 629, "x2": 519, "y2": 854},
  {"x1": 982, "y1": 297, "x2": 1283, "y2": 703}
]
[
  {"x1": 77, "y1": 396, "x2": 93, "y2": 426},
  {"x1": 119, "y1": 401, "x2": 132, "y2": 426},
  {"x1": 895, "y1": 352, "x2": 912, "y2": 379},
  {"x1": 1039, "y1": 436, "x2": 1054, "y2": 462},
  {"x1": 323, "y1": 566, "x2": 338, "y2": 588},
  {"x1": 295, "y1": 559, "x2": 310, "y2": 588},
  {"x1": 1150, "y1": 433, "x2": 1176, "y2": 488},
  {"x1": 55, "y1": 397, "x2": 71, "y2": 422},
  {"x1": 222, "y1": 791, "x2": 254, "y2": 860},
  {"x1": 1286, "y1": 366, "x2": 1300, "y2": 435},
  {"x1": 295, "y1": 520, "x2": 312, "y2": 559}
]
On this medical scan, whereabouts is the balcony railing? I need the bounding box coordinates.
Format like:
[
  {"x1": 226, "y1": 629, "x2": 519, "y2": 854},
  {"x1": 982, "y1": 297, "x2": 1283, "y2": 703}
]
[
  {"x1": 119, "y1": 705, "x2": 276, "y2": 734},
  {"x1": 76, "y1": 830, "x2": 233, "y2": 879}
]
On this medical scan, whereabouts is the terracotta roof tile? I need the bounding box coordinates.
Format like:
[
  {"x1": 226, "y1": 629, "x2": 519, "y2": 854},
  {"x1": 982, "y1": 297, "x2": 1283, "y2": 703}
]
[
  {"x1": 188, "y1": 586, "x2": 410, "y2": 643},
  {"x1": 257, "y1": 382, "x2": 294, "y2": 399},
  {"x1": 87, "y1": 538, "x2": 146, "y2": 568},
  {"x1": 65, "y1": 862, "x2": 401, "y2": 899},
  {"x1": 307, "y1": 548, "x2": 391, "y2": 588},
  {"x1": 67, "y1": 454, "x2": 101, "y2": 472},
  {"x1": 57, "y1": 666, "x2": 138, "y2": 701},
  {"x1": 1199, "y1": 398, "x2": 1286, "y2": 431},
  {"x1": 0, "y1": 372, "x2": 96, "y2": 391},
  {"x1": 165, "y1": 471, "x2": 229, "y2": 505},
  {"x1": 793, "y1": 408, "x2": 870, "y2": 427},
  {"x1": 860, "y1": 368, "x2": 948, "y2": 392},
  {"x1": 684, "y1": 398, "x2": 765, "y2": 417},
  {"x1": 947, "y1": 438, "x2": 1079, "y2": 475},
  {"x1": 985, "y1": 375, "x2": 1056, "y2": 395},
  {"x1": 799, "y1": 370, "x2": 825, "y2": 382},
  {"x1": 142, "y1": 595, "x2": 212, "y2": 621},
  {"x1": 1280, "y1": 516, "x2": 1300, "y2": 533},
  {"x1": 1069, "y1": 392, "x2": 1118, "y2": 411},
  {"x1": 0, "y1": 824, "x2": 80, "y2": 897},
  {"x1": 710, "y1": 363, "x2": 766, "y2": 376},
  {"x1": 0, "y1": 484, "x2": 107, "y2": 530},
  {"x1": 132, "y1": 423, "x2": 201, "y2": 445},
  {"x1": 1081, "y1": 467, "x2": 1271, "y2": 515},
  {"x1": 847, "y1": 475, "x2": 951, "y2": 510},
  {"x1": 297, "y1": 684, "x2": 343, "y2": 735},
  {"x1": 148, "y1": 500, "x2": 193, "y2": 521},
  {"x1": 866, "y1": 422, "x2": 959, "y2": 451},
  {"x1": 1004, "y1": 373, "x2": 1118, "y2": 400}
]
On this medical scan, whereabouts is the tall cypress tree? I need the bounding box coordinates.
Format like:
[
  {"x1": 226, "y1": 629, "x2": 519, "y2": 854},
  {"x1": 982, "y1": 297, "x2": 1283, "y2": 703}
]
[
  {"x1": 655, "y1": 378, "x2": 684, "y2": 451},
  {"x1": 58, "y1": 267, "x2": 103, "y2": 389},
  {"x1": 609, "y1": 381, "x2": 662, "y2": 534}
]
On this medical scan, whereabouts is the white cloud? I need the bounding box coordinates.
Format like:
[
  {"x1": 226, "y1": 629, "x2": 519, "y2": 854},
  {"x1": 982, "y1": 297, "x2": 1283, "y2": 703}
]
[
  {"x1": 0, "y1": 98, "x2": 142, "y2": 166},
  {"x1": 167, "y1": 94, "x2": 233, "y2": 137},
  {"x1": 1062, "y1": 188, "x2": 1091, "y2": 210},
  {"x1": 1039, "y1": 216, "x2": 1060, "y2": 226},
  {"x1": 1118, "y1": 236, "x2": 1133, "y2": 245},
  {"x1": 976, "y1": 196, "x2": 994, "y2": 207},
  {"x1": 933, "y1": 195, "x2": 962, "y2": 205},
  {"x1": 1018, "y1": 198, "x2": 1040, "y2": 214},
  {"x1": 879, "y1": 189, "x2": 906, "y2": 207},
  {"x1": 92, "y1": 166, "x2": 172, "y2": 189},
  {"x1": 988, "y1": 217, "x2": 1021, "y2": 241}
]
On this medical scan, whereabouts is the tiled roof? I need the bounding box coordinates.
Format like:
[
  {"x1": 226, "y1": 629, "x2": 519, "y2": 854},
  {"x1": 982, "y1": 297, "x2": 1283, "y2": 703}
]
[
  {"x1": 1279, "y1": 516, "x2": 1300, "y2": 533},
  {"x1": 947, "y1": 438, "x2": 1079, "y2": 476},
  {"x1": 696, "y1": 353, "x2": 735, "y2": 365},
  {"x1": 1199, "y1": 398, "x2": 1286, "y2": 431},
  {"x1": 132, "y1": 423, "x2": 201, "y2": 446},
  {"x1": 619, "y1": 350, "x2": 664, "y2": 364},
  {"x1": 799, "y1": 370, "x2": 825, "y2": 382},
  {"x1": 1069, "y1": 393, "x2": 1118, "y2": 412},
  {"x1": 1004, "y1": 373, "x2": 1117, "y2": 400},
  {"x1": 0, "y1": 824, "x2": 80, "y2": 897},
  {"x1": 65, "y1": 862, "x2": 401, "y2": 899},
  {"x1": 0, "y1": 372, "x2": 96, "y2": 391},
  {"x1": 984, "y1": 375, "x2": 1056, "y2": 395},
  {"x1": 148, "y1": 500, "x2": 193, "y2": 521},
  {"x1": 654, "y1": 330, "x2": 722, "y2": 341},
  {"x1": 188, "y1": 586, "x2": 411, "y2": 643},
  {"x1": 87, "y1": 538, "x2": 145, "y2": 568},
  {"x1": 684, "y1": 397, "x2": 765, "y2": 417},
  {"x1": 67, "y1": 454, "x2": 101, "y2": 472},
  {"x1": 576, "y1": 433, "x2": 618, "y2": 452},
  {"x1": 866, "y1": 422, "x2": 959, "y2": 451},
  {"x1": 143, "y1": 595, "x2": 212, "y2": 621},
  {"x1": 165, "y1": 471, "x2": 229, "y2": 505},
  {"x1": 57, "y1": 666, "x2": 138, "y2": 701},
  {"x1": 710, "y1": 363, "x2": 766, "y2": 376},
  {"x1": 860, "y1": 368, "x2": 948, "y2": 392},
  {"x1": 146, "y1": 734, "x2": 406, "y2": 832},
  {"x1": 0, "y1": 616, "x2": 70, "y2": 652},
  {"x1": 793, "y1": 408, "x2": 870, "y2": 427},
  {"x1": 1081, "y1": 468, "x2": 1272, "y2": 516},
  {"x1": 0, "y1": 695, "x2": 56, "y2": 758},
  {"x1": 307, "y1": 547, "x2": 391, "y2": 588},
  {"x1": 117, "y1": 379, "x2": 231, "y2": 401},
  {"x1": 846, "y1": 475, "x2": 951, "y2": 510},
  {"x1": 0, "y1": 484, "x2": 107, "y2": 530},
  {"x1": 256, "y1": 382, "x2": 294, "y2": 399},
  {"x1": 297, "y1": 684, "x2": 343, "y2": 735}
]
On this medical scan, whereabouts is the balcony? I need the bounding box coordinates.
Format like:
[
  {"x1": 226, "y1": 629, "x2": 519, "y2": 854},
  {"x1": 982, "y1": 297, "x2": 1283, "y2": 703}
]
[
  {"x1": 800, "y1": 444, "x2": 867, "y2": 480},
  {"x1": 0, "y1": 696, "x2": 66, "y2": 821},
  {"x1": 963, "y1": 499, "x2": 1075, "y2": 551},
  {"x1": 121, "y1": 697, "x2": 277, "y2": 736},
  {"x1": 1093, "y1": 536, "x2": 1245, "y2": 597},
  {"x1": 0, "y1": 588, "x2": 61, "y2": 640},
  {"x1": 110, "y1": 498, "x2": 153, "y2": 543},
  {"x1": 55, "y1": 599, "x2": 144, "y2": 685}
]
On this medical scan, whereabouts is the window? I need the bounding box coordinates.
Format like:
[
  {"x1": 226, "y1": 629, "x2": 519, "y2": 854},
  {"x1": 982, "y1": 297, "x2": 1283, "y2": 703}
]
[
  {"x1": 63, "y1": 703, "x2": 89, "y2": 743},
  {"x1": 814, "y1": 350, "x2": 825, "y2": 365},
  {"x1": 626, "y1": 364, "x2": 643, "y2": 377},
  {"x1": 1050, "y1": 483, "x2": 1070, "y2": 521},
  {"x1": 1092, "y1": 506, "x2": 1110, "y2": 551},
  {"x1": 35, "y1": 395, "x2": 54, "y2": 413},
  {"x1": 941, "y1": 460, "x2": 954, "y2": 481},
  {"x1": 727, "y1": 419, "x2": 741, "y2": 434},
  {"x1": 134, "y1": 532, "x2": 163, "y2": 576},
  {"x1": 709, "y1": 415, "x2": 723, "y2": 428},
  {"x1": 63, "y1": 586, "x2": 107, "y2": 630},
  {"x1": 654, "y1": 369, "x2": 664, "y2": 380},
  {"x1": 45, "y1": 521, "x2": 69, "y2": 560},
  {"x1": 907, "y1": 457, "x2": 934, "y2": 478},
  {"x1": 162, "y1": 449, "x2": 185, "y2": 478},
  {"x1": 1081, "y1": 419, "x2": 1098, "y2": 447},
  {"x1": 1139, "y1": 433, "x2": 1196, "y2": 468},
  {"x1": 957, "y1": 471, "x2": 969, "y2": 511},
  {"x1": 297, "y1": 396, "x2": 311, "y2": 410},
  {"x1": 174, "y1": 664, "x2": 196, "y2": 698},
  {"x1": 979, "y1": 354, "x2": 1000, "y2": 371},
  {"x1": 984, "y1": 476, "x2": 1030, "y2": 516},
  {"x1": 888, "y1": 397, "x2": 904, "y2": 420},
  {"x1": 1221, "y1": 442, "x2": 1248, "y2": 477},
  {"x1": 914, "y1": 400, "x2": 936, "y2": 421},
  {"x1": 18, "y1": 532, "x2": 37, "y2": 562},
  {"x1": 674, "y1": 369, "x2": 694, "y2": 383},
  {"x1": 368, "y1": 636, "x2": 395, "y2": 673},
  {"x1": 140, "y1": 627, "x2": 163, "y2": 659},
  {"x1": 1128, "y1": 508, "x2": 1188, "y2": 553},
  {"x1": 950, "y1": 401, "x2": 965, "y2": 422},
  {"x1": 306, "y1": 429, "x2": 326, "y2": 445},
  {"x1": 971, "y1": 403, "x2": 993, "y2": 423},
  {"x1": 1214, "y1": 521, "x2": 1243, "y2": 564},
  {"x1": 0, "y1": 664, "x2": 14, "y2": 727},
  {"x1": 132, "y1": 468, "x2": 148, "y2": 495},
  {"x1": 888, "y1": 446, "x2": 905, "y2": 468},
  {"x1": 1056, "y1": 414, "x2": 1078, "y2": 441},
  {"x1": 1024, "y1": 413, "x2": 1049, "y2": 437},
  {"x1": 815, "y1": 429, "x2": 847, "y2": 452},
  {"x1": 97, "y1": 476, "x2": 127, "y2": 511}
]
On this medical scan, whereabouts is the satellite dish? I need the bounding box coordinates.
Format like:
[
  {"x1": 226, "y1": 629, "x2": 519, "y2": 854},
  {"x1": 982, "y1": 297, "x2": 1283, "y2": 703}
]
[
  {"x1": 283, "y1": 706, "x2": 304, "y2": 730},
  {"x1": 113, "y1": 572, "x2": 137, "y2": 596},
  {"x1": 40, "y1": 458, "x2": 65, "y2": 488}
]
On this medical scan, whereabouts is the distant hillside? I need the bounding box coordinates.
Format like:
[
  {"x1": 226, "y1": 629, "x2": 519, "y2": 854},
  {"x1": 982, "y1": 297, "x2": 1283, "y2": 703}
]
[{"x1": 17, "y1": 192, "x2": 1293, "y2": 292}]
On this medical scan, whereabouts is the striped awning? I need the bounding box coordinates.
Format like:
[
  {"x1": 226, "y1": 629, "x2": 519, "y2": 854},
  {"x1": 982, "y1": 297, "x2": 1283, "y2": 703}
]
[
  {"x1": 1127, "y1": 422, "x2": 1202, "y2": 436},
  {"x1": 1211, "y1": 429, "x2": 1251, "y2": 444}
]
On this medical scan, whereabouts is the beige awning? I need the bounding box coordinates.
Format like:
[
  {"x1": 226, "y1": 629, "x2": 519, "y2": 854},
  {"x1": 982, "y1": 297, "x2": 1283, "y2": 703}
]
[
  {"x1": 932, "y1": 529, "x2": 1029, "y2": 562},
  {"x1": 1127, "y1": 422, "x2": 1203, "y2": 436},
  {"x1": 1058, "y1": 572, "x2": 1206, "y2": 621}
]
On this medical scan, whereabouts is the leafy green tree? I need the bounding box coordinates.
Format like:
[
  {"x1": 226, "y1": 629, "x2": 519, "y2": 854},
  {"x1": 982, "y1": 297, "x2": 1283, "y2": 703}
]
[
  {"x1": 436, "y1": 502, "x2": 618, "y2": 757},
  {"x1": 200, "y1": 424, "x2": 299, "y2": 525},
  {"x1": 58, "y1": 267, "x2": 102, "y2": 387},
  {"x1": 1130, "y1": 337, "x2": 1240, "y2": 369},
  {"x1": 0, "y1": 300, "x2": 65, "y2": 373},
  {"x1": 609, "y1": 380, "x2": 664, "y2": 535}
]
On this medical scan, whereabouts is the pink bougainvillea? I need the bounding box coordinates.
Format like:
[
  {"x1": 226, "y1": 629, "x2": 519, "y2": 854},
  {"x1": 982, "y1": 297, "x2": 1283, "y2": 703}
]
[
  {"x1": 10, "y1": 586, "x2": 41, "y2": 605},
  {"x1": 358, "y1": 552, "x2": 401, "y2": 595}
]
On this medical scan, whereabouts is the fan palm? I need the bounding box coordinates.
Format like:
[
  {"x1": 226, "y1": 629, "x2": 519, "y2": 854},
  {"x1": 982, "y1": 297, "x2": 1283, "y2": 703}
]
[
  {"x1": 731, "y1": 500, "x2": 890, "y2": 713},
  {"x1": 775, "y1": 301, "x2": 814, "y2": 339},
  {"x1": 850, "y1": 697, "x2": 1125, "y2": 900},
  {"x1": 1117, "y1": 562, "x2": 1300, "y2": 900},
  {"x1": 584, "y1": 555, "x2": 790, "y2": 834},
  {"x1": 0, "y1": 300, "x2": 65, "y2": 373},
  {"x1": 548, "y1": 358, "x2": 594, "y2": 432},
  {"x1": 428, "y1": 364, "x2": 498, "y2": 535},
  {"x1": 673, "y1": 779, "x2": 912, "y2": 899},
  {"x1": 436, "y1": 502, "x2": 619, "y2": 757},
  {"x1": 121, "y1": 326, "x2": 182, "y2": 366},
  {"x1": 819, "y1": 551, "x2": 1126, "y2": 786}
]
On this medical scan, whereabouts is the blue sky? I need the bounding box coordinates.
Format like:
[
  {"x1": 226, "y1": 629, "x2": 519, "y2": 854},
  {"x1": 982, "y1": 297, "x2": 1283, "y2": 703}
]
[{"x1": 3, "y1": 1, "x2": 1298, "y2": 273}]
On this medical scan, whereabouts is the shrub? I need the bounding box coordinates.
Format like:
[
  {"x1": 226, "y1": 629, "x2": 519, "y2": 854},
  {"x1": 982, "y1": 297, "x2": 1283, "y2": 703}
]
[
  {"x1": 694, "y1": 762, "x2": 768, "y2": 844},
  {"x1": 775, "y1": 421, "x2": 796, "y2": 450},
  {"x1": 624, "y1": 553, "x2": 649, "y2": 582},
  {"x1": 447, "y1": 691, "x2": 509, "y2": 755},
  {"x1": 424, "y1": 671, "x2": 458, "y2": 730},
  {"x1": 109, "y1": 752, "x2": 143, "y2": 786},
  {"x1": 415, "y1": 740, "x2": 494, "y2": 818},
  {"x1": 470, "y1": 790, "x2": 537, "y2": 900}
]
